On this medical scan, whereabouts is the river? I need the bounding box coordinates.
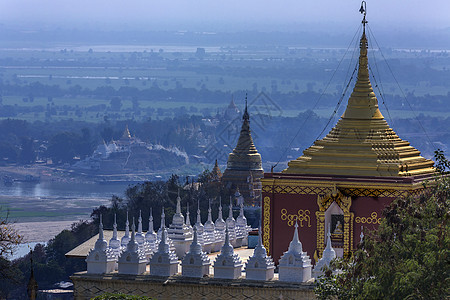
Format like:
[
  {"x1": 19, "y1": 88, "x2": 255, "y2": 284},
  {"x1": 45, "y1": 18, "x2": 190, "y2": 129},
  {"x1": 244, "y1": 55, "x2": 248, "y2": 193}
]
[{"x1": 0, "y1": 180, "x2": 131, "y2": 258}]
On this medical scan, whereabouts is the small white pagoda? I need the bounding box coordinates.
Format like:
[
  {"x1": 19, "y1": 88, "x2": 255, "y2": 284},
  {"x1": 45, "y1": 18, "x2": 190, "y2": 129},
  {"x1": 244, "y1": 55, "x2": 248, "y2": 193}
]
[
  {"x1": 149, "y1": 223, "x2": 179, "y2": 277},
  {"x1": 245, "y1": 227, "x2": 274, "y2": 281},
  {"x1": 120, "y1": 211, "x2": 130, "y2": 247},
  {"x1": 135, "y1": 210, "x2": 145, "y2": 246},
  {"x1": 117, "y1": 218, "x2": 147, "y2": 275},
  {"x1": 312, "y1": 225, "x2": 336, "y2": 279},
  {"x1": 181, "y1": 225, "x2": 211, "y2": 278},
  {"x1": 194, "y1": 201, "x2": 206, "y2": 247},
  {"x1": 167, "y1": 192, "x2": 193, "y2": 258},
  {"x1": 185, "y1": 202, "x2": 193, "y2": 235},
  {"x1": 235, "y1": 203, "x2": 251, "y2": 247},
  {"x1": 278, "y1": 222, "x2": 312, "y2": 283},
  {"x1": 225, "y1": 198, "x2": 237, "y2": 246},
  {"x1": 157, "y1": 208, "x2": 176, "y2": 254},
  {"x1": 203, "y1": 200, "x2": 221, "y2": 253},
  {"x1": 86, "y1": 215, "x2": 116, "y2": 274},
  {"x1": 145, "y1": 208, "x2": 158, "y2": 255},
  {"x1": 108, "y1": 214, "x2": 122, "y2": 260},
  {"x1": 213, "y1": 225, "x2": 243, "y2": 280},
  {"x1": 214, "y1": 198, "x2": 226, "y2": 252}
]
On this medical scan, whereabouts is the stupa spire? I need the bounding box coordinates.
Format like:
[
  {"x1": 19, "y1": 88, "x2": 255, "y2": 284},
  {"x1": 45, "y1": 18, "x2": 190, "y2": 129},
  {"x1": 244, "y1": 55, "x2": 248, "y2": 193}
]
[
  {"x1": 312, "y1": 224, "x2": 336, "y2": 279},
  {"x1": 99, "y1": 215, "x2": 104, "y2": 240},
  {"x1": 148, "y1": 208, "x2": 154, "y2": 233},
  {"x1": 125, "y1": 210, "x2": 130, "y2": 236},
  {"x1": 186, "y1": 202, "x2": 191, "y2": 227},
  {"x1": 121, "y1": 210, "x2": 131, "y2": 246},
  {"x1": 196, "y1": 200, "x2": 201, "y2": 225},
  {"x1": 284, "y1": 1, "x2": 435, "y2": 177},
  {"x1": 135, "y1": 210, "x2": 145, "y2": 245},
  {"x1": 176, "y1": 190, "x2": 182, "y2": 214},
  {"x1": 228, "y1": 196, "x2": 234, "y2": 220},
  {"x1": 94, "y1": 214, "x2": 107, "y2": 251},
  {"x1": 341, "y1": 3, "x2": 383, "y2": 121},
  {"x1": 207, "y1": 199, "x2": 213, "y2": 223},
  {"x1": 138, "y1": 210, "x2": 143, "y2": 233},
  {"x1": 112, "y1": 214, "x2": 117, "y2": 240},
  {"x1": 215, "y1": 197, "x2": 226, "y2": 231},
  {"x1": 288, "y1": 221, "x2": 303, "y2": 253},
  {"x1": 161, "y1": 207, "x2": 165, "y2": 229}
]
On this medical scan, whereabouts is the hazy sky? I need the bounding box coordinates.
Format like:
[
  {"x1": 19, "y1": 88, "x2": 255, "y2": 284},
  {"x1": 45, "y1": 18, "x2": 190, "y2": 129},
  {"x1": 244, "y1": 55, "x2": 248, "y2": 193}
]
[{"x1": 1, "y1": 0, "x2": 449, "y2": 32}]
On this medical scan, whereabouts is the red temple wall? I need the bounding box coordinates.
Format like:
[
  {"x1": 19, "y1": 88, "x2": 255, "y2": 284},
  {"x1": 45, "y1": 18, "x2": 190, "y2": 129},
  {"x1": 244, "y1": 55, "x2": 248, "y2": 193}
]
[
  {"x1": 350, "y1": 196, "x2": 394, "y2": 249},
  {"x1": 263, "y1": 191, "x2": 397, "y2": 265}
]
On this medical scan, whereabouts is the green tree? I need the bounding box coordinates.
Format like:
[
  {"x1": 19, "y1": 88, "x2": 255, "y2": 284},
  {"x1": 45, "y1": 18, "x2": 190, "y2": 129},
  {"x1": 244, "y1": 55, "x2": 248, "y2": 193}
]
[
  {"x1": 0, "y1": 209, "x2": 24, "y2": 298},
  {"x1": 18, "y1": 136, "x2": 35, "y2": 164},
  {"x1": 315, "y1": 151, "x2": 450, "y2": 300},
  {"x1": 47, "y1": 132, "x2": 80, "y2": 163}
]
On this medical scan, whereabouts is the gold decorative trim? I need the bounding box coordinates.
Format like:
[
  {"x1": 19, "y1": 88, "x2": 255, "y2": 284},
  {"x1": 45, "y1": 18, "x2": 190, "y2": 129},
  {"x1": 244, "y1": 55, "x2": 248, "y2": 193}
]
[
  {"x1": 317, "y1": 186, "x2": 352, "y2": 213},
  {"x1": 315, "y1": 187, "x2": 353, "y2": 258},
  {"x1": 355, "y1": 212, "x2": 382, "y2": 224},
  {"x1": 280, "y1": 208, "x2": 312, "y2": 227},
  {"x1": 262, "y1": 183, "x2": 426, "y2": 198},
  {"x1": 263, "y1": 196, "x2": 271, "y2": 255},
  {"x1": 315, "y1": 212, "x2": 326, "y2": 257},
  {"x1": 343, "y1": 212, "x2": 354, "y2": 257}
]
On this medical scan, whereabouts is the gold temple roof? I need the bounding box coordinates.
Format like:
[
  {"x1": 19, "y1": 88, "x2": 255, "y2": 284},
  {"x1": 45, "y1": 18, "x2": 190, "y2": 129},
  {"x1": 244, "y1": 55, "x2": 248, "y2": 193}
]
[
  {"x1": 284, "y1": 31, "x2": 435, "y2": 177},
  {"x1": 225, "y1": 101, "x2": 263, "y2": 171}
]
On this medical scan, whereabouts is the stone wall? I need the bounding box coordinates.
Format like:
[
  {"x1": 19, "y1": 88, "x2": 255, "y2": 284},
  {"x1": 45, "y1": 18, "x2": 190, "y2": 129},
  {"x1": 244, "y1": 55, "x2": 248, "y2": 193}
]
[{"x1": 72, "y1": 272, "x2": 316, "y2": 300}]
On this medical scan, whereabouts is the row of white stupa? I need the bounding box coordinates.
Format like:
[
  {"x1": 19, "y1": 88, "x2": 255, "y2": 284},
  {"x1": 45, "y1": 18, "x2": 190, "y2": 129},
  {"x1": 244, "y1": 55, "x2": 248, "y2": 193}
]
[{"x1": 86, "y1": 197, "x2": 340, "y2": 282}]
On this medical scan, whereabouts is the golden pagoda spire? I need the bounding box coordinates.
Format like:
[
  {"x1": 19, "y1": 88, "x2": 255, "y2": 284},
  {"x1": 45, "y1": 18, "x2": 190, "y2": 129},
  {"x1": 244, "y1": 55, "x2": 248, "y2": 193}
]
[
  {"x1": 283, "y1": 3, "x2": 435, "y2": 177},
  {"x1": 224, "y1": 95, "x2": 262, "y2": 171},
  {"x1": 342, "y1": 2, "x2": 383, "y2": 120}
]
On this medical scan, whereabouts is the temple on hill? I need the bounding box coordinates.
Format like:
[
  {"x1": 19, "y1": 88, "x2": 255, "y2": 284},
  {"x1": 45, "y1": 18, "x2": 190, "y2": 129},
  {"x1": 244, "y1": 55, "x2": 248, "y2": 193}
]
[
  {"x1": 222, "y1": 99, "x2": 264, "y2": 205},
  {"x1": 261, "y1": 18, "x2": 435, "y2": 264}
]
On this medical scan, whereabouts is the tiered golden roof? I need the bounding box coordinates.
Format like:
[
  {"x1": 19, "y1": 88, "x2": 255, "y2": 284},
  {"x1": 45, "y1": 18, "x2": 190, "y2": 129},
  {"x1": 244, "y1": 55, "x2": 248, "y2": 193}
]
[
  {"x1": 225, "y1": 102, "x2": 263, "y2": 171},
  {"x1": 284, "y1": 31, "x2": 434, "y2": 177}
]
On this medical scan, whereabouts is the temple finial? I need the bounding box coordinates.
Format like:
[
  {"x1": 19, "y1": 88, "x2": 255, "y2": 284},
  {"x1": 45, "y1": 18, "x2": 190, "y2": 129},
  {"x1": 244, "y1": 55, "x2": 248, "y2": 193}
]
[
  {"x1": 243, "y1": 93, "x2": 249, "y2": 121},
  {"x1": 359, "y1": 1, "x2": 367, "y2": 33}
]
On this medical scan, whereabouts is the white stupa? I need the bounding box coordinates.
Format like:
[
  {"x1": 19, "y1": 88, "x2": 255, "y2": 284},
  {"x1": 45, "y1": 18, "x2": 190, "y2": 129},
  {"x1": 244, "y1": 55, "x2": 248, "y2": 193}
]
[
  {"x1": 120, "y1": 211, "x2": 130, "y2": 247},
  {"x1": 117, "y1": 218, "x2": 148, "y2": 275},
  {"x1": 194, "y1": 201, "x2": 206, "y2": 247},
  {"x1": 108, "y1": 214, "x2": 121, "y2": 259},
  {"x1": 278, "y1": 222, "x2": 312, "y2": 283},
  {"x1": 245, "y1": 227, "x2": 275, "y2": 281},
  {"x1": 225, "y1": 197, "x2": 237, "y2": 246},
  {"x1": 157, "y1": 207, "x2": 176, "y2": 253},
  {"x1": 181, "y1": 225, "x2": 211, "y2": 278},
  {"x1": 149, "y1": 223, "x2": 179, "y2": 277},
  {"x1": 312, "y1": 224, "x2": 336, "y2": 279},
  {"x1": 185, "y1": 202, "x2": 193, "y2": 235},
  {"x1": 86, "y1": 215, "x2": 116, "y2": 274},
  {"x1": 203, "y1": 199, "x2": 220, "y2": 253},
  {"x1": 214, "y1": 198, "x2": 226, "y2": 252},
  {"x1": 235, "y1": 203, "x2": 251, "y2": 247},
  {"x1": 135, "y1": 210, "x2": 145, "y2": 246},
  {"x1": 145, "y1": 208, "x2": 158, "y2": 255},
  {"x1": 213, "y1": 225, "x2": 243, "y2": 279},
  {"x1": 168, "y1": 191, "x2": 193, "y2": 258}
]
